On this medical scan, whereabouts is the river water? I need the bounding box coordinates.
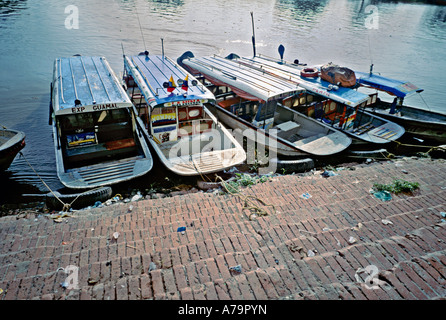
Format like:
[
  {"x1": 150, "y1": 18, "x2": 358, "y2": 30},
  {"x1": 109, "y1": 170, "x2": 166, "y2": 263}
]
[{"x1": 1, "y1": 0, "x2": 445, "y2": 204}]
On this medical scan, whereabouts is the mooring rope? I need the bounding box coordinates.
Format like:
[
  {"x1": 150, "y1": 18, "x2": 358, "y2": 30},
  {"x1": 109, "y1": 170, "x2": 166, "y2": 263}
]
[{"x1": 18, "y1": 151, "x2": 102, "y2": 212}]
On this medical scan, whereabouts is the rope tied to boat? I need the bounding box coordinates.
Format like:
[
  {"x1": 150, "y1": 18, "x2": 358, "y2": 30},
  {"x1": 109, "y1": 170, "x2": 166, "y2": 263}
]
[
  {"x1": 18, "y1": 151, "x2": 99, "y2": 212},
  {"x1": 393, "y1": 140, "x2": 445, "y2": 155},
  {"x1": 215, "y1": 175, "x2": 276, "y2": 220}
]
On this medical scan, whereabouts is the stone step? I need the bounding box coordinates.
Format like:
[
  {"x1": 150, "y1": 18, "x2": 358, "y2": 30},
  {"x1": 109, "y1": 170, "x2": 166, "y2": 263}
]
[
  {"x1": 4, "y1": 220, "x2": 444, "y2": 300},
  {"x1": 22, "y1": 246, "x2": 446, "y2": 300}
]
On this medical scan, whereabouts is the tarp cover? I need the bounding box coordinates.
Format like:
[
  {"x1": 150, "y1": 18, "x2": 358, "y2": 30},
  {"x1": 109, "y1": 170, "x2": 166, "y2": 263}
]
[
  {"x1": 320, "y1": 63, "x2": 357, "y2": 88},
  {"x1": 355, "y1": 71, "x2": 421, "y2": 98}
]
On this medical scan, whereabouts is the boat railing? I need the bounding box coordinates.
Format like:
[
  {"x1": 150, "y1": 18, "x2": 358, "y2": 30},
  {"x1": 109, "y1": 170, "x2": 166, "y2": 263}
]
[
  {"x1": 92, "y1": 57, "x2": 113, "y2": 101},
  {"x1": 192, "y1": 56, "x2": 303, "y2": 101},
  {"x1": 128, "y1": 56, "x2": 159, "y2": 97},
  {"x1": 68, "y1": 58, "x2": 80, "y2": 104},
  {"x1": 57, "y1": 59, "x2": 66, "y2": 104},
  {"x1": 193, "y1": 57, "x2": 274, "y2": 95}
]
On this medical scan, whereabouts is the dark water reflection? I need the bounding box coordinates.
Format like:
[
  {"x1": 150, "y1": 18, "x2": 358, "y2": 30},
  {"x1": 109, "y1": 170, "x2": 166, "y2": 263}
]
[{"x1": 0, "y1": 0, "x2": 445, "y2": 204}]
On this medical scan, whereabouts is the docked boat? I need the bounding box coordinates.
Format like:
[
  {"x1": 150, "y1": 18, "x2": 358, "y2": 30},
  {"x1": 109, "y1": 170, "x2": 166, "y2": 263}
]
[
  {"x1": 223, "y1": 54, "x2": 406, "y2": 145},
  {"x1": 179, "y1": 53, "x2": 352, "y2": 157},
  {"x1": 0, "y1": 127, "x2": 25, "y2": 171},
  {"x1": 355, "y1": 71, "x2": 446, "y2": 144},
  {"x1": 122, "y1": 52, "x2": 246, "y2": 176},
  {"x1": 49, "y1": 55, "x2": 153, "y2": 189}
]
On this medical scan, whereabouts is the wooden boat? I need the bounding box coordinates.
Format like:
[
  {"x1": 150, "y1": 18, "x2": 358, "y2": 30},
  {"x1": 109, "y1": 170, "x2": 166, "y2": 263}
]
[
  {"x1": 122, "y1": 52, "x2": 246, "y2": 176},
  {"x1": 49, "y1": 55, "x2": 153, "y2": 189},
  {"x1": 355, "y1": 71, "x2": 446, "y2": 144},
  {"x1": 223, "y1": 54, "x2": 406, "y2": 145},
  {"x1": 0, "y1": 127, "x2": 25, "y2": 171},
  {"x1": 179, "y1": 53, "x2": 352, "y2": 157}
]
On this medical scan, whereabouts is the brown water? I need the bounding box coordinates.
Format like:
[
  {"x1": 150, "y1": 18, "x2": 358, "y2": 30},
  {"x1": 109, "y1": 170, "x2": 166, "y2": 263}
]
[{"x1": 1, "y1": 0, "x2": 445, "y2": 203}]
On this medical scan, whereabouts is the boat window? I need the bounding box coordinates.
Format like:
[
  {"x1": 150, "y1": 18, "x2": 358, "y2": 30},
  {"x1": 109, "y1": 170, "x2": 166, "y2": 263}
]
[
  {"x1": 254, "y1": 100, "x2": 277, "y2": 122},
  {"x1": 59, "y1": 108, "x2": 132, "y2": 144},
  {"x1": 92, "y1": 108, "x2": 130, "y2": 125},
  {"x1": 61, "y1": 113, "x2": 94, "y2": 131},
  {"x1": 189, "y1": 109, "x2": 200, "y2": 118}
]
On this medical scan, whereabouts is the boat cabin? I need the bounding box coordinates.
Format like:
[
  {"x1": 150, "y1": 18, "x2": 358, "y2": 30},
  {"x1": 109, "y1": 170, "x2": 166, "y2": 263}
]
[{"x1": 50, "y1": 56, "x2": 153, "y2": 189}]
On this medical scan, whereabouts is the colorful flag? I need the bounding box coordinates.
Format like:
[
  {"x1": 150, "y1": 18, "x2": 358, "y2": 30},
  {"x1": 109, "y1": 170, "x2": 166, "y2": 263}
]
[
  {"x1": 167, "y1": 75, "x2": 176, "y2": 93},
  {"x1": 181, "y1": 74, "x2": 189, "y2": 91}
]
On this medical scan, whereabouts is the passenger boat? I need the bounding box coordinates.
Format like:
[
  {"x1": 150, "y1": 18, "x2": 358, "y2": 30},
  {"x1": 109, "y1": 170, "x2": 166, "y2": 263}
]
[
  {"x1": 221, "y1": 54, "x2": 405, "y2": 145},
  {"x1": 179, "y1": 53, "x2": 352, "y2": 157},
  {"x1": 49, "y1": 55, "x2": 153, "y2": 189},
  {"x1": 355, "y1": 70, "x2": 446, "y2": 144},
  {"x1": 0, "y1": 127, "x2": 25, "y2": 171},
  {"x1": 122, "y1": 52, "x2": 246, "y2": 176}
]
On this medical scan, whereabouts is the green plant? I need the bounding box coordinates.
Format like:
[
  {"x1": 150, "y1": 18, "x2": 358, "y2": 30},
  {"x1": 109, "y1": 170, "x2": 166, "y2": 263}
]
[
  {"x1": 224, "y1": 173, "x2": 271, "y2": 193},
  {"x1": 373, "y1": 179, "x2": 420, "y2": 194}
]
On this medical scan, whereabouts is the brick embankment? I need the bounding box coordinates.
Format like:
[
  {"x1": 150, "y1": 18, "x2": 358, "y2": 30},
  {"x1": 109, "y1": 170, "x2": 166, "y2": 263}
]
[{"x1": 0, "y1": 157, "x2": 445, "y2": 300}]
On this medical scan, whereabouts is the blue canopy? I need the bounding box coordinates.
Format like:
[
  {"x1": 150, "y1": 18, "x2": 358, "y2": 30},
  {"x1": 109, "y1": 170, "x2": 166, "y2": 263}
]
[{"x1": 355, "y1": 71, "x2": 423, "y2": 98}]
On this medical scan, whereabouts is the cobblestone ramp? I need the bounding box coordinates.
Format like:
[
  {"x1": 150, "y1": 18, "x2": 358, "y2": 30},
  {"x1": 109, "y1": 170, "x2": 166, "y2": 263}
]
[{"x1": 0, "y1": 158, "x2": 445, "y2": 300}]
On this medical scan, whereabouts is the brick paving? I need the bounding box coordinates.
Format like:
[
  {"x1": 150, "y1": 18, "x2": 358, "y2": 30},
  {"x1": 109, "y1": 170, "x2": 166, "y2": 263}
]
[{"x1": 0, "y1": 157, "x2": 445, "y2": 300}]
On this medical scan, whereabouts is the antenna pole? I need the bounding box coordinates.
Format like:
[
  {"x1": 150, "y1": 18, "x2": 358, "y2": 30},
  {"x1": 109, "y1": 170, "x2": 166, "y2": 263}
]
[
  {"x1": 251, "y1": 12, "x2": 256, "y2": 57},
  {"x1": 136, "y1": 8, "x2": 147, "y2": 51},
  {"x1": 161, "y1": 38, "x2": 164, "y2": 59}
]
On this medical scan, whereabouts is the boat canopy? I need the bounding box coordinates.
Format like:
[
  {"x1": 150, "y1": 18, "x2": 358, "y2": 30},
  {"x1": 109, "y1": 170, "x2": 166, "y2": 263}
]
[
  {"x1": 236, "y1": 56, "x2": 370, "y2": 107},
  {"x1": 181, "y1": 55, "x2": 305, "y2": 102},
  {"x1": 52, "y1": 56, "x2": 132, "y2": 116},
  {"x1": 355, "y1": 71, "x2": 423, "y2": 98},
  {"x1": 124, "y1": 54, "x2": 215, "y2": 108}
]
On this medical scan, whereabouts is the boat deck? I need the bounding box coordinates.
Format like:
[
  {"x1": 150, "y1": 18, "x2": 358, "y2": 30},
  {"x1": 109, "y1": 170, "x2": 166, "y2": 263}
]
[{"x1": 62, "y1": 155, "x2": 151, "y2": 189}]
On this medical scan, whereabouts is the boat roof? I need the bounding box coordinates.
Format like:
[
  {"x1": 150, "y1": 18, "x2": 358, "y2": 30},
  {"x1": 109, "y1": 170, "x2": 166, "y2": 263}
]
[
  {"x1": 52, "y1": 56, "x2": 132, "y2": 116},
  {"x1": 235, "y1": 55, "x2": 370, "y2": 107},
  {"x1": 181, "y1": 55, "x2": 305, "y2": 102},
  {"x1": 355, "y1": 71, "x2": 422, "y2": 98},
  {"x1": 124, "y1": 54, "x2": 215, "y2": 108}
]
